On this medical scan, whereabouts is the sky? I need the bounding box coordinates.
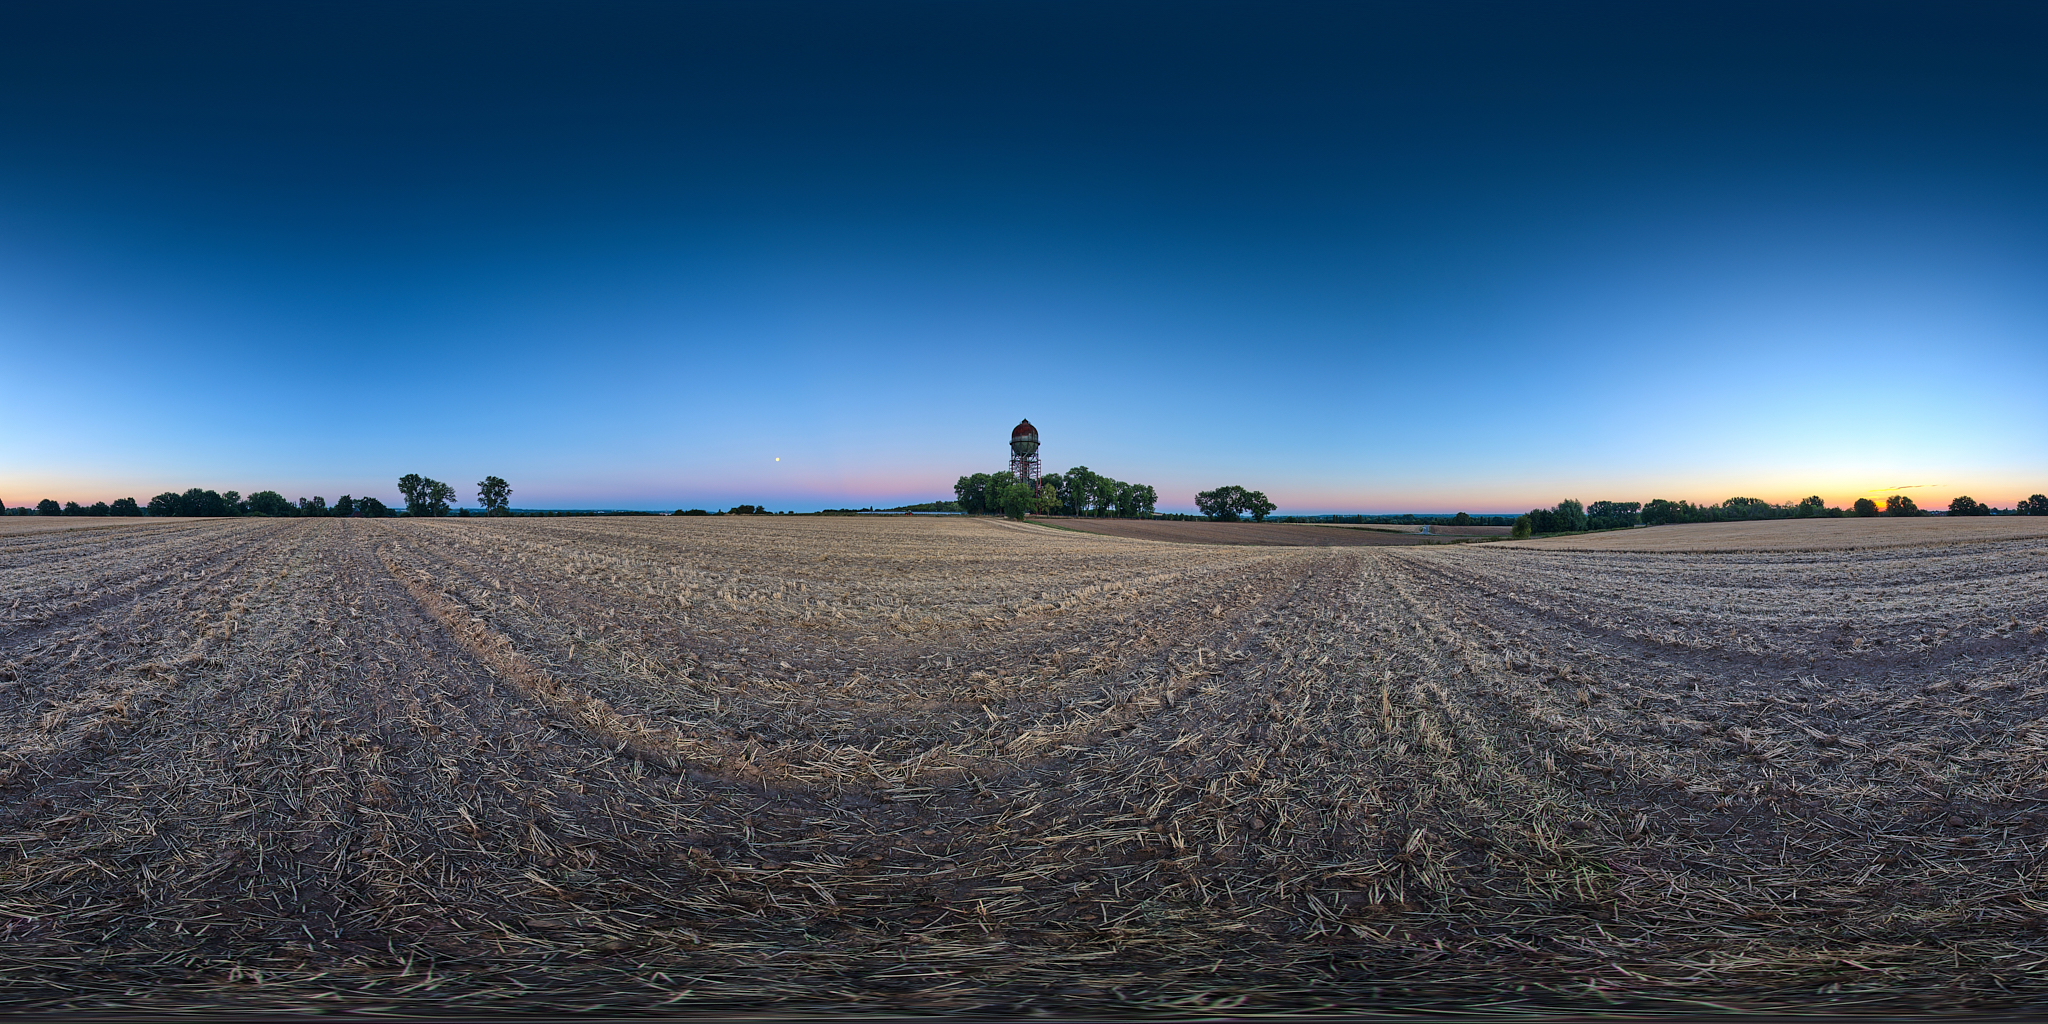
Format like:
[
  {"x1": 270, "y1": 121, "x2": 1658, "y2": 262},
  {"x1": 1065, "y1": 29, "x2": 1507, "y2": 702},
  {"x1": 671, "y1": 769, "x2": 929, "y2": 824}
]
[{"x1": 2, "y1": 1, "x2": 2043, "y2": 514}]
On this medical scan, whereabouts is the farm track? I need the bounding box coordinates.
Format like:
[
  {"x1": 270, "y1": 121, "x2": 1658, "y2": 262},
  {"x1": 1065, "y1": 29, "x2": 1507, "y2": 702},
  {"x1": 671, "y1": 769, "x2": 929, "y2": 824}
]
[{"x1": 2, "y1": 517, "x2": 2047, "y2": 1013}]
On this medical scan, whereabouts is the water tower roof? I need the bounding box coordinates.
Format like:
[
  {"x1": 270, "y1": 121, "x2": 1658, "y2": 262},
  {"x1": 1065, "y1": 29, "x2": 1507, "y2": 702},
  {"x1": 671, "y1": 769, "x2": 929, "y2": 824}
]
[{"x1": 1012, "y1": 419, "x2": 1037, "y2": 438}]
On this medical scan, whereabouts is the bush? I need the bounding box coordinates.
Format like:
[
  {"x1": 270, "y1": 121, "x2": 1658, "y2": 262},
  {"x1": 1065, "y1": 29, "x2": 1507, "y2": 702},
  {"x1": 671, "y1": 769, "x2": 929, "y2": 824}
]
[{"x1": 1510, "y1": 516, "x2": 1532, "y2": 539}]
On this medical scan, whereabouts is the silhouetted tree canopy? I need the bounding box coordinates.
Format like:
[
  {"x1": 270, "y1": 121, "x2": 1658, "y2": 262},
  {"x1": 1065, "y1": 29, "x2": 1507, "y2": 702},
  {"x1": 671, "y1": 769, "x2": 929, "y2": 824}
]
[
  {"x1": 1518, "y1": 499, "x2": 1587, "y2": 534},
  {"x1": 246, "y1": 491, "x2": 293, "y2": 517},
  {"x1": 1194, "y1": 485, "x2": 1273, "y2": 522},
  {"x1": 1585, "y1": 501, "x2": 1641, "y2": 529},
  {"x1": 398, "y1": 474, "x2": 456, "y2": 517},
  {"x1": 477, "y1": 476, "x2": 512, "y2": 516}
]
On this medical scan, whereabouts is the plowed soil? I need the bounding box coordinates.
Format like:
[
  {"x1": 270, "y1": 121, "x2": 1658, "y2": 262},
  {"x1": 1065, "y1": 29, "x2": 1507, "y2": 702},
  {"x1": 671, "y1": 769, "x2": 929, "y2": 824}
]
[{"x1": 4, "y1": 515, "x2": 2047, "y2": 1014}]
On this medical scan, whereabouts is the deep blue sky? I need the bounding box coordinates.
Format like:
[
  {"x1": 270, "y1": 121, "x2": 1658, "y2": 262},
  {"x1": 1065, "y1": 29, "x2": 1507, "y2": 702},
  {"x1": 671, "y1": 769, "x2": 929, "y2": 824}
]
[{"x1": 3, "y1": 1, "x2": 2043, "y2": 513}]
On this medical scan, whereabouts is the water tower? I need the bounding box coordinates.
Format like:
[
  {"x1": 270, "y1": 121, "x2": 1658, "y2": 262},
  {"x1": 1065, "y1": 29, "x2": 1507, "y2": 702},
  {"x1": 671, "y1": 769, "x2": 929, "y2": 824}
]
[{"x1": 1009, "y1": 419, "x2": 1041, "y2": 491}]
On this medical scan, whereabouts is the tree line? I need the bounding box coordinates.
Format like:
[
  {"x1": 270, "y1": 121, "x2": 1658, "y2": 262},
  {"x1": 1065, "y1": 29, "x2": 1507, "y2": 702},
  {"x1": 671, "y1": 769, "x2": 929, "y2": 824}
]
[
  {"x1": 4, "y1": 474, "x2": 517, "y2": 519},
  {"x1": 1511, "y1": 492, "x2": 2048, "y2": 537},
  {"x1": 953, "y1": 466, "x2": 1159, "y2": 519}
]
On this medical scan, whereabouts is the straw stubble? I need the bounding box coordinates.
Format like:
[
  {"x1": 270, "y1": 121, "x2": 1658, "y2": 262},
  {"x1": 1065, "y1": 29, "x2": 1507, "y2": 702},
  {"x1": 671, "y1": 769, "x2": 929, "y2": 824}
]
[{"x1": 1, "y1": 514, "x2": 2044, "y2": 1012}]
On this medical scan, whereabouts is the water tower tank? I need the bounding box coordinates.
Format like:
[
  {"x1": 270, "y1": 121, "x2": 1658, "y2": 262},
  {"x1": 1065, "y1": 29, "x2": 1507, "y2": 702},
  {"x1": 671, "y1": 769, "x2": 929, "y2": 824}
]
[{"x1": 1011, "y1": 419, "x2": 1040, "y2": 457}]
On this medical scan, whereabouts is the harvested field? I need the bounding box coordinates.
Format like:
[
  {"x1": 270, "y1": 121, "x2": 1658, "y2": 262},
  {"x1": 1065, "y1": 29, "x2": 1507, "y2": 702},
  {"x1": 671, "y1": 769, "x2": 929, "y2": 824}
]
[
  {"x1": 4, "y1": 515, "x2": 2048, "y2": 1013},
  {"x1": 1508, "y1": 516, "x2": 2048, "y2": 552},
  {"x1": 1034, "y1": 517, "x2": 1501, "y2": 546},
  {"x1": 0, "y1": 517, "x2": 204, "y2": 537}
]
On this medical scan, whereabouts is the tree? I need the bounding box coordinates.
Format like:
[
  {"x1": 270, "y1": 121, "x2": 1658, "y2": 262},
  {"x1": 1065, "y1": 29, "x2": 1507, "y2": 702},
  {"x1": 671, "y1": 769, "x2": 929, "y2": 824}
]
[
  {"x1": 63, "y1": 501, "x2": 83, "y2": 516},
  {"x1": 1586, "y1": 501, "x2": 1640, "y2": 529},
  {"x1": 1064, "y1": 466, "x2": 1100, "y2": 515},
  {"x1": 1884, "y1": 494, "x2": 1920, "y2": 517},
  {"x1": 1453, "y1": 512, "x2": 1472, "y2": 525},
  {"x1": 174, "y1": 488, "x2": 229, "y2": 517},
  {"x1": 221, "y1": 491, "x2": 242, "y2": 515},
  {"x1": 1720, "y1": 497, "x2": 1773, "y2": 521},
  {"x1": 1641, "y1": 498, "x2": 1694, "y2": 526},
  {"x1": 1948, "y1": 495, "x2": 1989, "y2": 517},
  {"x1": 1852, "y1": 497, "x2": 1879, "y2": 517},
  {"x1": 2021, "y1": 495, "x2": 2048, "y2": 516},
  {"x1": 477, "y1": 475, "x2": 512, "y2": 516},
  {"x1": 146, "y1": 493, "x2": 179, "y2": 516},
  {"x1": 334, "y1": 495, "x2": 356, "y2": 517},
  {"x1": 1795, "y1": 495, "x2": 1827, "y2": 517},
  {"x1": 88, "y1": 501, "x2": 110, "y2": 516},
  {"x1": 1520, "y1": 499, "x2": 1587, "y2": 534},
  {"x1": 246, "y1": 490, "x2": 294, "y2": 517},
  {"x1": 953, "y1": 473, "x2": 995, "y2": 515},
  {"x1": 1127, "y1": 483, "x2": 1158, "y2": 518},
  {"x1": 991, "y1": 478, "x2": 1035, "y2": 520},
  {"x1": 1553, "y1": 499, "x2": 1586, "y2": 532},
  {"x1": 1038, "y1": 472, "x2": 1067, "y2": 513},
  {"x1": 356, "y1": 496, "x2": 393, "y2": 518},
  {"x1": 1242, "y1": 490, "x2": 1276, "y2": 522},
  {"x1": 1510, "y1": 516, "x2": 1532, "y2": 539},
  {"x1": 1196, "y1": 485, "x2": 1248, "y2": 521},
  {"x1": 298, "y1": 496, "x2": 329, "y2": 517},
  {"x1": 398, "y1": 474, "x2": 456, "y2": 517},
  {"x1": 110, "y1": 497, "x2": 140, "y2": 516}
]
